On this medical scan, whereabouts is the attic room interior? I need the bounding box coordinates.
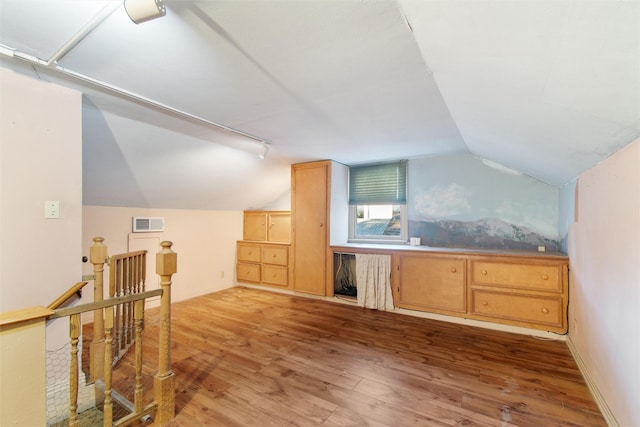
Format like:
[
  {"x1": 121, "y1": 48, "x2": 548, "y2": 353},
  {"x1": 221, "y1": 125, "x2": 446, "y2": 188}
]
[{"x1": 0, "y1": 0, "x2": 638, "y2": 425}]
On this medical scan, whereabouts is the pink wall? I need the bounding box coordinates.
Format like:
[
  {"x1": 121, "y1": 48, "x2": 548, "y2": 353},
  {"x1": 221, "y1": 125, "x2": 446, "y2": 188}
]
[
  {"x1": 568, "y1": 138, "x2": 640, "y2": 426},
  {"x1": 0, "y1": 68, "x2": 82, "y2": 313},
  {"x1": 82, "y1": 206, "x2": 243, "y2": 309}
]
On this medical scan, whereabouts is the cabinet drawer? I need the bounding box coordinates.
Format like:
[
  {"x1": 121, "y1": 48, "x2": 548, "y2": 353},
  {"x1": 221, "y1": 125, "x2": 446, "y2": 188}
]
[
  {"x1": 237, "y1": 262, "x2": 261, "y2": 283},
  {"x1": 262, "y1": 245, "x2": 288, "y2": 266},
  {"x1": 262, "y1": 265, "x2": 288, "y2": 286},
  {"x1": 471, "y1": 261, "x2": 563, "y2": 292},
  {"x1": 471, "y1": 290, "x2": 563, "y2": 328},
  {"x1": 237, "y1": 243, "x2": 261, "y2": 263}
]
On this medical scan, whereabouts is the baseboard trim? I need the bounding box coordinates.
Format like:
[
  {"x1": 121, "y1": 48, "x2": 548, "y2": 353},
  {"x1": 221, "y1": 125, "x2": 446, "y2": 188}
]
[
  {"x1": 233, "y1": 282, "x2": 565, "y2": 340},
  {"x1": 566, "y1": 336, "x2": 618, "y2": 427}
]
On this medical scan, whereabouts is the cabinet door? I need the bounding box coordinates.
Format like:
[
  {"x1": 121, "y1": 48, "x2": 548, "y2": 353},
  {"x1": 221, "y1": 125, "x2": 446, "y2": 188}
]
[
  {"x1": 268, "y1": 213, "x2": 291, "y2": 243},
  {"x1": 292, "y1": 162, "x2": 328, "y2": 295},
  {"x1": 243, "y1": 212, "x2": 267, "y2": 241},
  {"x1": 398, "y1": 255, "x2": 466, "y2": 314}
]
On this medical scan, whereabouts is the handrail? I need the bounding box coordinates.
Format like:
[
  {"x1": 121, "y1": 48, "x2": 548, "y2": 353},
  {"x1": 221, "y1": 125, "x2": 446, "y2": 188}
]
[
  {"x1": 47, "y1": 281, "x2": 89, "y2": 310},
  {"x1": 48, "y1": 289, "x2": 163, "y2": 320},
  {"x1": 0, "y1": 306, "x2": 54, "y2": 328}
]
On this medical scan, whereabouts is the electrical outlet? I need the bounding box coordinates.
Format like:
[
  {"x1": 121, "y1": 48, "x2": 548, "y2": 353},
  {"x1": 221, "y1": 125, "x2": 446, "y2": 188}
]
[{"x1": 220, "y1": 271, "x2": 225, "y2": 279}]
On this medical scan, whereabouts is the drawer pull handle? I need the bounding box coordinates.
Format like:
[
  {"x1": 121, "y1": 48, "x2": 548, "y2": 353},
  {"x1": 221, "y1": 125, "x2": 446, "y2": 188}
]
[
  {"x1": 542, "y1": 308, "x2": 549, "y2": 314},
  {"x1": 541, "y1": 274, "x2": 549, "y2": 280},
  {"x1": 451, "y1": 267, "x2": 457, "y2": 273},
  {"x1": 481, "y1": 270, "x2": 488, "y2": 275},
  {"x1": 481, "y1": 301, "x2": 488, "y2": 306}
]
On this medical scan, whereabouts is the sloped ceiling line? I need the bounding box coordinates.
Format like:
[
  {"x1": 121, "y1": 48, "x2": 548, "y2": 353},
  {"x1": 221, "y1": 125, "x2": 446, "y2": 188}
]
[
  {"x1": 1, "y1": 0, "x2": 638, "y2": 210},
  {"x1": 0, "y1": 46, "x2": 269, "y2": 151},
  {"x1": 46, "y1": 1, "x2": 121, "y2": 66}
]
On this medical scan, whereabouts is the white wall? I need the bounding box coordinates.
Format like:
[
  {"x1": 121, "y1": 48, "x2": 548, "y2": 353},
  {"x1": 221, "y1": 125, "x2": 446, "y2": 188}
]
[
  {"x1": 82, "y1": 206, "x2": 243, "y2": 309},
  {"x1": 0, "y1": 69, "x2": 82, "y2": 312},
  {"x1": 568, "y1": 138, "x2": 640, "y2": 426}
]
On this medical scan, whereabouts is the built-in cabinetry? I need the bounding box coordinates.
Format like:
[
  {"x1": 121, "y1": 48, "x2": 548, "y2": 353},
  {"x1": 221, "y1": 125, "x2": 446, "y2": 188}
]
[
  {"x1": 398, "y1": 254, "x2": 467, "y2": 316},
  {"x1": 291, "y1": 161, "x2": 329, "y2": 295},
  {"x1": 236, "y1": 211, "x2": 291, "y2": 289},
  {"x1": 468, "y1": 257, "x2": 567, "y2": 332},
  {"x1": 332, "y1": 245, "x2": 569, "y2": 333},
  {"x1": 291, "y1": 161, "x2": 349, "y2": 296},
  {"x1": 243, "y1": 210, "x2": 291, "y2": 243}
]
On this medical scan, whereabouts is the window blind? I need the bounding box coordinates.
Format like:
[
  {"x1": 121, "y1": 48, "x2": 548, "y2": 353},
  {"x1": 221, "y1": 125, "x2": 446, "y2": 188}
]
[{"x1": 349, "y1": 160, "x2": 407, "y2": 205}]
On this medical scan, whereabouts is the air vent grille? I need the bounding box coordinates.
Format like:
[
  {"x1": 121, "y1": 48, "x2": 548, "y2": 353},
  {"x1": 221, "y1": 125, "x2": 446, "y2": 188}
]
[{"x1": 132, "y1": 217, "x2": 164, "y2": 233}]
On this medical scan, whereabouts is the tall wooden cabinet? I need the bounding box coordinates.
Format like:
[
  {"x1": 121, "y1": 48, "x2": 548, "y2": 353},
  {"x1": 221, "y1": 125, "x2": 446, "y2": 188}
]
[
  {"x1": 290, "y1": 160, "x2": 348, "y2": 296},
  {"x1": 291, "y1": 161, "x2": 331, "y2": 295}
]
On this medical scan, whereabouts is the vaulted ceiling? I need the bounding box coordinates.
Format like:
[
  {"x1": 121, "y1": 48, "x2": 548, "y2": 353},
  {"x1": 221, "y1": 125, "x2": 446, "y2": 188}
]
[{"x1": 1, "y1": 0, "x2": 638, "y2": 210}]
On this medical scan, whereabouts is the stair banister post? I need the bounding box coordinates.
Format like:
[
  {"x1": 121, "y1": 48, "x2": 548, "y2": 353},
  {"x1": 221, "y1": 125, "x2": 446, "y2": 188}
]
[
  {"x1": 90, "y1": 237, "x2": 108, "y2": 383},
  {"x1": 154, "y1": 241, "x2": 176, "y2": 424}
]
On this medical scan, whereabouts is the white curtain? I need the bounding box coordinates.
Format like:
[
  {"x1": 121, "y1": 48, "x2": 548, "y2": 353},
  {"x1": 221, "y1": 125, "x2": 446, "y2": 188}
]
[{"x1": 355, "y1": 254, "x2": 394, "y2": 310}]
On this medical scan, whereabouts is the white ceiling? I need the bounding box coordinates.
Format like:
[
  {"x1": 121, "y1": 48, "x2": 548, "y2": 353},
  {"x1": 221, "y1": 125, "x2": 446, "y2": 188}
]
[{"x1": 1, "y1": 0, "x2": 638, "y2": 210}]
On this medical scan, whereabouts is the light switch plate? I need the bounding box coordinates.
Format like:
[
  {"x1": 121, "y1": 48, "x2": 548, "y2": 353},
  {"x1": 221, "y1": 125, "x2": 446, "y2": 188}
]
[{"x1": 45, "y1": 200, "x2": 60, "y2": 219}]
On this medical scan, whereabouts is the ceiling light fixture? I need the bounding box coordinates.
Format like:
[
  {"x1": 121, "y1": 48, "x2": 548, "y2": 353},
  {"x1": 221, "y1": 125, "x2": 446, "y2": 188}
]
[
  {"x1": 258, "y1": 141, "x2": 270, "y2": 159},
  {"x1": 124, "y1": 0, "x2": 166, "y2": 24}
]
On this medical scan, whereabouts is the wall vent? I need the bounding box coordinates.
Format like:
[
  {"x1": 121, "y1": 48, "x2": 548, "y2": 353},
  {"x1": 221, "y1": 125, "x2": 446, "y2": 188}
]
[{"x1": 132, "y1": 217, "x2": 164, "y2": 233}]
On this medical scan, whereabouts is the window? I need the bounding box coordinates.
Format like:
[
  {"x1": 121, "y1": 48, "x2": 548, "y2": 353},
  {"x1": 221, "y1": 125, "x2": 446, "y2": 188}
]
[{"x1": 348, "y1": 160, "x2": 407, "y2": 242}]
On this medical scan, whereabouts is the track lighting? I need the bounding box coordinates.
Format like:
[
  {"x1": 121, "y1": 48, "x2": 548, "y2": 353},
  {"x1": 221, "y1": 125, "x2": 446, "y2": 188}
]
[
  {"x1": 124, "y1": 0, "x2": 166, "y2": 24},
  {"x1": 258, "y1": 141, "x2": 270, "y2": 159}
]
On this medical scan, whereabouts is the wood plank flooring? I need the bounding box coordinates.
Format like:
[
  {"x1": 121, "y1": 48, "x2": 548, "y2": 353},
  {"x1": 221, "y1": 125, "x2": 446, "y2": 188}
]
[{"x1": 105, "y1": 286, "x2": 605, "y2": 426}]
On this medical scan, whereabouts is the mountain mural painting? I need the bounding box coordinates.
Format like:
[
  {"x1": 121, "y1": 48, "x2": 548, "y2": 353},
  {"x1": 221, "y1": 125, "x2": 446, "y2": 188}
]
[{"x1": 409, "y1": 217, "x2": 559, "y2": 252}]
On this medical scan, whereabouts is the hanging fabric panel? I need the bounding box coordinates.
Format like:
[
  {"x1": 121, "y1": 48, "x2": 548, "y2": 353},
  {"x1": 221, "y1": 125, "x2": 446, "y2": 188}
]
[{"x1": 355, "y1": 253, "x2": 394, "y2": 310}]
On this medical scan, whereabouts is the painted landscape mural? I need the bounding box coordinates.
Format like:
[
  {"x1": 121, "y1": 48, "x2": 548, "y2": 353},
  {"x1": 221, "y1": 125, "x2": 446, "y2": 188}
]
[{"x1": 408, "y1": 154, "x2": 560, "y2": 252}]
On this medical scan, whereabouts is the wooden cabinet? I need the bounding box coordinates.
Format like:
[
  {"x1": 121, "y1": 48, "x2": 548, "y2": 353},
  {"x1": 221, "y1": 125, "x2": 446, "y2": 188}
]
[
  {"x1": 243, "y1": 211, "x2": 291, "y2": 243},
  {"x1": 237, "y1": 211, "x2": 291, "y2": 288},
  {"x1": 397, "y1": 254, "x2": 467, "y2": 315},
  {"x1": 236, "y1": 241, "x2": 290, "y2": 288},
  {"x1": 291, "y1": 161, "x2": 331, "y2": 296},
  {"x1": 468, "y1": 257, "x2": 568, "y2": 333},
  {"x1": 333, "y1": 245, "x2": 569, "y2": 334}
]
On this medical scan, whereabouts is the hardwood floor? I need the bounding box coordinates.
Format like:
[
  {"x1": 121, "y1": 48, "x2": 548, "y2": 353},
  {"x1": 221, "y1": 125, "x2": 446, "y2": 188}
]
[{"x1": 106, "y1": 286, "x2": 605, "y2": 426}]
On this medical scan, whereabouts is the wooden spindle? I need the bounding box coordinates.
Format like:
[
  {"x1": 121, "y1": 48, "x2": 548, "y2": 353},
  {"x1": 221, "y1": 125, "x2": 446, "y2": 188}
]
[
  {"x1": 134, "y1": 299, "x2": 144, "y2": 413},
  {"x1": 154, "y1": 241, "x2": 177, "y2": 424},
  {"x1": 103, "y1": 307, "x2": 114, "y2": 426},
  {"x1": 68, "y1": 314, "x2": 81, "y2": 427},
  {"x1": 90, "y1": 237, "x2": 107, "y2": 383}
]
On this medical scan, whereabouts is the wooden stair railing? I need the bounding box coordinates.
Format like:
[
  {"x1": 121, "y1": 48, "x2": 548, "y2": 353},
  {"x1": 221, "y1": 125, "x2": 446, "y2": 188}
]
[
  {"x1": 89, "y1": 239, "x2": 148, "y2": 379},
  {"x1": 50, "y1": 289, "x2": 164, "y2": 426},
  {"x1": 49, "y1": 238, "x2": 177, "y2": 426},
  {"x1": 109, "y1": 249, "x2": 147, "y2": 365},
  {"x1": 47, "y1": 281, "x2": 89, "y2": 310}
]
